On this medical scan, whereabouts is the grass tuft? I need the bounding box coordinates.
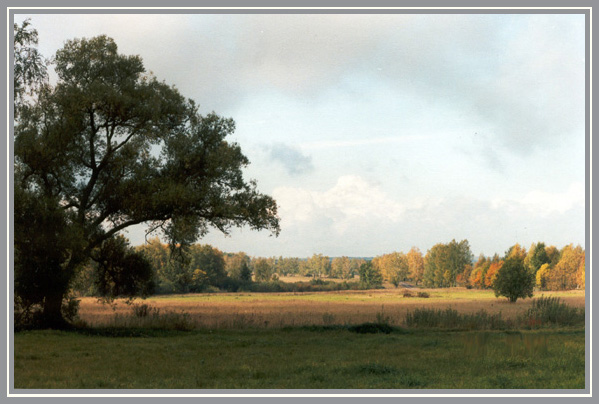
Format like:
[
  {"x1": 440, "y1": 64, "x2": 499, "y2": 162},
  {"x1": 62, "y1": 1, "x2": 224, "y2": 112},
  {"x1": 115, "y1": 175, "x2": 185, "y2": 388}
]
[{"x1": 520, "y1": 296, "x2": 585, "y2": 328}]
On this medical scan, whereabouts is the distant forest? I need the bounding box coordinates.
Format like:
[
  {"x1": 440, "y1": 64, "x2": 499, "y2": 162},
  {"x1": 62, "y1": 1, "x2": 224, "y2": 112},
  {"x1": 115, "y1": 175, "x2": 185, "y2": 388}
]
[{"x1": 73, "y1": 238, "x2": 585, "y2": 296}]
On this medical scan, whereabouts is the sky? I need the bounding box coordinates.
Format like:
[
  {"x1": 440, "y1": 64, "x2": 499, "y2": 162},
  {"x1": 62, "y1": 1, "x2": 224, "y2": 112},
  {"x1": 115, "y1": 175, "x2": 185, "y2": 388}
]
[{"x1": 14, "y1": 12, "x2": 587, "y2": 258}]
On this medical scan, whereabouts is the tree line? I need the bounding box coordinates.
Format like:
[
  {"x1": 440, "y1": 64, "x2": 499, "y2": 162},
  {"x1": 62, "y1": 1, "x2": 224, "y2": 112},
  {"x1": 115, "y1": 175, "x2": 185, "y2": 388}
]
[
  {"x1": 72, "y1": 237, "x2": 585, "y2": 297},
  {"x1": 370, "y1": 240, "x2": 584, "y2": 292}
]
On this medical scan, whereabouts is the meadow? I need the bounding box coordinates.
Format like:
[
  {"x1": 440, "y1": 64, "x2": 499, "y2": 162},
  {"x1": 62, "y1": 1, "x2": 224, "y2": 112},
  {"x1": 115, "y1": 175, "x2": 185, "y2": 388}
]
[
  {"x1": 13, "y1": 288, "x2": 586, "y2": 390},
  {"x1": 75, "y1": 287, "x2": 585, "y2": 329},
  {"x1": 15, "y1": 328, "x2": 584, "y2": 389}
]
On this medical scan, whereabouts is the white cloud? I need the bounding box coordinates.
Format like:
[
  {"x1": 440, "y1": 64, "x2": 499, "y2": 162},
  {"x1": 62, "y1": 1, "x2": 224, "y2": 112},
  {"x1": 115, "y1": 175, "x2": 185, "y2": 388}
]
[
  {"x1": 518, "y1": 182, "x2": 585, "y2": 215},
  {"x1": 490, "y1": 182, "x2": 585, "y2": 216},
  {"x1": 273, "y1": 175, "x2": 405, "y2": 234}
]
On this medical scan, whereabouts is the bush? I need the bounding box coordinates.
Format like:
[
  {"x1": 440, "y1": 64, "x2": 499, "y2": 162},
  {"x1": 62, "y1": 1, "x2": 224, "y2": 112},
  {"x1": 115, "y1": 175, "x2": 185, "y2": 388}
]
[
  {"x1": 493, "y1": 256, "x2": 534, "y2": 302},
  {"x1": 521, "y1": 296, "x2": 585, "y2": 328},
  {"x1": 416, "y1": 292, "x2": 430, "y2": 298},
  {"x1": 348, "y1": 322, "x2": 394, "y2": 334},
  {"x1": 202, "y1": 285, "x2": 221, "y2": 293},
  {"x1": 403, "y1": 290, "x2": 414, "y2": 298}
]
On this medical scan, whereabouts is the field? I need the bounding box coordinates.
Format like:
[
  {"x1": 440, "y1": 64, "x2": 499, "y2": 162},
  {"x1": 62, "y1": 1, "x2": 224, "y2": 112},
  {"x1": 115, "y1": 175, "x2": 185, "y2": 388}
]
[
  {"x1": 15, "y1": 328, "x2": 584, "y2": 389},
  {"x1": 76, "y1": 287, "x2": 585, "y2": 329},
  {"x1": 14, "y1": 288, "x2": 586, "y2": 390}
]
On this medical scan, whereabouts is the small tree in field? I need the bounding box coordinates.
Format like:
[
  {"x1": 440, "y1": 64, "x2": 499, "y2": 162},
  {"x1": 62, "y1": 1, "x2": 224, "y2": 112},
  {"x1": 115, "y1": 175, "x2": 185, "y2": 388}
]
[
  {"x1": 358, "y1": 262, "x2": 383, "y2": 289},
  {"x1": 492, "y1": 256, "x2": 534, "y2": 303}
]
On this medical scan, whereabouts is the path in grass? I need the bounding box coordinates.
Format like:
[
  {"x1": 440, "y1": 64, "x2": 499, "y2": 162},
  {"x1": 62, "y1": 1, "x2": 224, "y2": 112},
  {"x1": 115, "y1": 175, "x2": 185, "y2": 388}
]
[{"x1": 76, "y1": 288, "x2": 585, "y2": 329}]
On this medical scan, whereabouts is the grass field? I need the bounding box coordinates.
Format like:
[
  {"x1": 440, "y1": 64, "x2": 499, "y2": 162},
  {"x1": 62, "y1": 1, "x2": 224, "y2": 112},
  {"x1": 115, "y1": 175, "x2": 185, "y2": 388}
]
[
  {"x1": 76, "y1": 288, "x2": 585, "y2": 329},
  {"x1": 14, "y1": 288, "x2": 586, "y2": 390},
  {"x1": 14, "y1": 328, "x2": 585, "y2": 389}
]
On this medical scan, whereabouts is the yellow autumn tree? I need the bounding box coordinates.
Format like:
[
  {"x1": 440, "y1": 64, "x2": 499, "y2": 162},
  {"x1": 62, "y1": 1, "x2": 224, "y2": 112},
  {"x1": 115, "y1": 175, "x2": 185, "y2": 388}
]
[
  {"x1": 376, "y1": 252, "x2": 409, "y2": 287},
  {"x1": 407, "y1": 247, "x2": 425, "y2": 285},
  {"x1": 546, "y1": 244, "x2": 584, "y2": 290},
  {"x1": 535, "y1": 263, "x2": 551, "y2": 290}
]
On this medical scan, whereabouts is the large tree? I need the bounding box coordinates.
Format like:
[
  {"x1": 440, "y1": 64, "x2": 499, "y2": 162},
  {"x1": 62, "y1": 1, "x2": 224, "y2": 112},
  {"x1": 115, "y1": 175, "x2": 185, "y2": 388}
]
[{"x1": 14, "y1": 32, "x2": 279, "y2": 327}]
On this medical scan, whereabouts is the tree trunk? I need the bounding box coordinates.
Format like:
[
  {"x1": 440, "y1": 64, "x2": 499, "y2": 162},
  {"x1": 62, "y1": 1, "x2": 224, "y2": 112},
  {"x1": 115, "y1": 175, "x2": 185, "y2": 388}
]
[{"x1": 41, "y1": 293, "x2": 69, "y2": 329}]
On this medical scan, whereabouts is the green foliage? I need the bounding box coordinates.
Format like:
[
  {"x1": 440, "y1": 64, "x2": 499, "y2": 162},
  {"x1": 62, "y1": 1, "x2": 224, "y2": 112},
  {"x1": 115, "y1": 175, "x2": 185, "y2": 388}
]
[
  {"x1": 223, "y1": 252, "x2": 251, "y2": 280},
  {"x1": 492, "y1": 256, "x2": 534, "y2": 302},
  {"x1": 304, "y1": 254, "x2": 331, "y2": 278},
  {"x1": 358, "y1": 262, "x2": 383, "y2": 289},
  {"x1": 92, "y1": 236, "x2": 155, "y2": 299},
  {"x1": 525, "y1": 242, "x2": 550, "y2": 275},
  {"x1": 253, "y1": 258, "x2": 275, "y2": 282},
  {"x1": 14, "y1": 193, "x2": 71, "y2": 309},
  {"x1": 348, "y1": 322, "x2": 394, "y2": 334},
  {"x1": 239, "y1": 261, "x2": 252, "y2": 282},
  {"x1": 13, "y1": 19, "x2": 47, "y2": 115},
  {"x1": 423, "y1": 239, "x2": 472, "y2": 288}
]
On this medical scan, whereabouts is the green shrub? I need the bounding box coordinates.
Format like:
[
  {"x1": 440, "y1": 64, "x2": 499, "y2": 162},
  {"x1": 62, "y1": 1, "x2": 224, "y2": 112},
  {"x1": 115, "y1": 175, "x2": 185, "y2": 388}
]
[
  {"x1": 348, "y1": 322, "x2": 394, "y2": 334},
  {"x1": 416, "y1": 292, "x2": 430, "y2": 298},
  {"x1": 202, "y1": 285, "x2": 221, "y2": 293}
]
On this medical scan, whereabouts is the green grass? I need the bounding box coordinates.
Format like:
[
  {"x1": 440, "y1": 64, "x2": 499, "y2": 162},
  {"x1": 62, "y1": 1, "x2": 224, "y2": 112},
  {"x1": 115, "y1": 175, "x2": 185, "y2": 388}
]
[
  {"x1": 406, "y1": 308, "x2": 508, "y2": 330},
  {"x1": 14, "y1": 328, "x2": 585, "y2": 389}
]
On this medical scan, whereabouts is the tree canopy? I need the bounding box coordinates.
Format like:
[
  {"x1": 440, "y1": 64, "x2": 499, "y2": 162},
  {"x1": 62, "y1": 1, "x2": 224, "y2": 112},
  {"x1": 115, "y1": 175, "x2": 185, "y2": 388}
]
[
  {"x1": 492, "y1": 256, "x2": 534, "y2": 303},
  {"x1": 14, "y1": 28, "x2": 279, "y2": 327}
]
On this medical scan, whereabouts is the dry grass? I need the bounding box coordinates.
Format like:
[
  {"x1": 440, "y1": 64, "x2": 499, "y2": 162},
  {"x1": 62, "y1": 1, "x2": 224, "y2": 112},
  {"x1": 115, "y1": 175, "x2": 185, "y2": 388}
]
[
  {"x1": 76, "y1": 288, "x2": 585, "y2": 329},
  {"x1": 277, "y1": 275, "x2": 358, "y2": 283}
]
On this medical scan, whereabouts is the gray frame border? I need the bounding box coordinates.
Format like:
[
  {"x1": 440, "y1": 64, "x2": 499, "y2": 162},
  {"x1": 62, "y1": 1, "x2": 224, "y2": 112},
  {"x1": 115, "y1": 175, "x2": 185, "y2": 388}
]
[{"x1": 2, "y1": 1, "x2": 594, "y2": 400}]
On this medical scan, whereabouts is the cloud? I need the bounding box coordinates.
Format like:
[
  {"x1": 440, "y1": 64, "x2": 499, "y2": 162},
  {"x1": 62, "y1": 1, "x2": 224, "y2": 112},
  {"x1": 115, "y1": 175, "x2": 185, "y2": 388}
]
[
  {"x1": 258, "y1": 177, "x2": 585, "y2": 256},
  {"x1": 268, "y1": 143, "x2": 314, "y2": 175},
  {"x1": 26, "y1": 14, "x2": 584, "y2": 154},
  {"x1": 273, "y1": 175, "x2": 405, "y2": 234},
  {"x1": 298, "y1": 135, "x2": 434, "y2": 151},
  {"x1": 492, "y1": 182, "x2": 585, "y2": 216}
]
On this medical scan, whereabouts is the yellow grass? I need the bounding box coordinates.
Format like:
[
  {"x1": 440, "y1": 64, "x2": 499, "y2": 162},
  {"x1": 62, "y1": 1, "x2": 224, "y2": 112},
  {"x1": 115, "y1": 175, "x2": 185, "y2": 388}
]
[
  {"x1": 76, "y1": 288, "x2": 585, "y2": 329},
  {"x1": 277, "y1": 275, "x2": 358, "y2": 283}
]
